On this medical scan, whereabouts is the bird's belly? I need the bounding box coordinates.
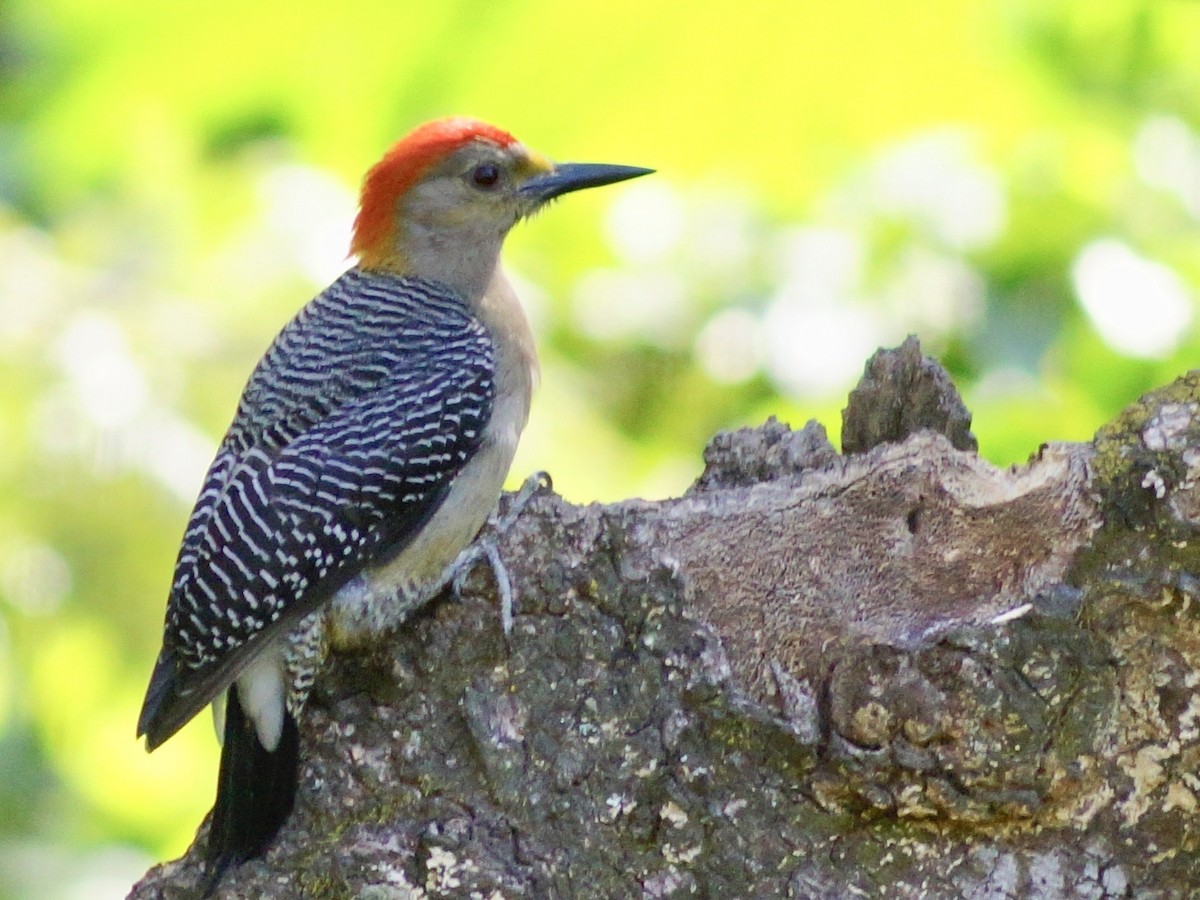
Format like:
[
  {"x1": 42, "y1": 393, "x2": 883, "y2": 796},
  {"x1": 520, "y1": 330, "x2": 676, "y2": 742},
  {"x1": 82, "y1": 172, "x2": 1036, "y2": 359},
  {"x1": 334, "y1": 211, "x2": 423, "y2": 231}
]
[{"x1": 325, "y1": 422, "x2": 520, "y2": 649}]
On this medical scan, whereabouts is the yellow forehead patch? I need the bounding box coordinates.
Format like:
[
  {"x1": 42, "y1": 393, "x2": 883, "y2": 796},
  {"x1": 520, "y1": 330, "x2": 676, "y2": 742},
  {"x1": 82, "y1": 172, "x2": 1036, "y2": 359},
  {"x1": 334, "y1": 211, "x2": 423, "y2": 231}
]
[{"x1": 516, "y1": 148, "x2": 555, "y2": 177}]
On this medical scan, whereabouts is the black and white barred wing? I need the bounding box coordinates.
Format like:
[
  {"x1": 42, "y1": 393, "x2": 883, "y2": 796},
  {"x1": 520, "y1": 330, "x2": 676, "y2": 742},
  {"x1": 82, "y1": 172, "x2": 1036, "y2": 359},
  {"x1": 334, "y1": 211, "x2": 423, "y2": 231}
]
[{"x1": 138, "y1": 339, "x2": 494, "y2": 749}]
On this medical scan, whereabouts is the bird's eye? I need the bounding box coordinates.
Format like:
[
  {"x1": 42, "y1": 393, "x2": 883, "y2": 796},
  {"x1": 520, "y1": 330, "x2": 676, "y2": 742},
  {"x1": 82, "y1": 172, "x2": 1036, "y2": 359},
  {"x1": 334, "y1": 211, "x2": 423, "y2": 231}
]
[{"x1": 471, "y1": 163, "x2": 500, "y2": 190}]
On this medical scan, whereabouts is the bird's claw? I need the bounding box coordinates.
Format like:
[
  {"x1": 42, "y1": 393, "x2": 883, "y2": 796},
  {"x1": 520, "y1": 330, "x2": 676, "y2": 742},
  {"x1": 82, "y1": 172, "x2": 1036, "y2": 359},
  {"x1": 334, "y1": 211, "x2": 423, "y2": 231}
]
[{"x1": 450, "y1": 470, "x2": 551, "y2": 637}]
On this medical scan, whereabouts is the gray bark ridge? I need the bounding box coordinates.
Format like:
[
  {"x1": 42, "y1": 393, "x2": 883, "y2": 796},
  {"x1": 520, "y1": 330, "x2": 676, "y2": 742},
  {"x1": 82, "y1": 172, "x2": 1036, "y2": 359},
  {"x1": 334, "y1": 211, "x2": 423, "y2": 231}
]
[{"x1": 129, "y1": 348, "x2": 1200, "y2": 899}]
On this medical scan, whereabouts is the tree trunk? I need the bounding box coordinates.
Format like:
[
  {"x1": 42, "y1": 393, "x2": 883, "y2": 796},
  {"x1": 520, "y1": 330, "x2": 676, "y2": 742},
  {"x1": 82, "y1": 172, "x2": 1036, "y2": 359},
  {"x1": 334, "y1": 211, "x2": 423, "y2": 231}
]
[{"x1": 129, "y1": 340, "x2": 1200, "y2": 899}]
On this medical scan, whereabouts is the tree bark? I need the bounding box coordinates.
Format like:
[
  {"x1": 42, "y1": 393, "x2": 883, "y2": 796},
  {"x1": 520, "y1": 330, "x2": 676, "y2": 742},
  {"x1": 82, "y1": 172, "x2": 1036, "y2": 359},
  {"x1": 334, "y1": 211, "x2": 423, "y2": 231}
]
[{"x1": 129, "y1": 342, "x2": 1200, "y2": 899}]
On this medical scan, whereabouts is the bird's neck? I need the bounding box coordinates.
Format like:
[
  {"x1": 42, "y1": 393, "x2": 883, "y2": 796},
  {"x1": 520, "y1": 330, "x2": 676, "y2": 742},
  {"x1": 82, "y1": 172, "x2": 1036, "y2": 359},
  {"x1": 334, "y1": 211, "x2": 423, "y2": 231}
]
[
  {"x1": 374, "y1": 215, "x2": 506, "y2": 303},
  {"x1": 477, "y1": 265, "x2": 540, "y2": 442}
]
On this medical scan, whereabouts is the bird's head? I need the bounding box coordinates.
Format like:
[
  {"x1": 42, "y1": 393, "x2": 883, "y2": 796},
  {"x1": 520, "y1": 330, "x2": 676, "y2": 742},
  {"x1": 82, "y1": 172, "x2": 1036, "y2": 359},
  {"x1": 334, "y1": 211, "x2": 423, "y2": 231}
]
[{"x1": 351, "y1": 117, "x2": 652, "y2": 296}]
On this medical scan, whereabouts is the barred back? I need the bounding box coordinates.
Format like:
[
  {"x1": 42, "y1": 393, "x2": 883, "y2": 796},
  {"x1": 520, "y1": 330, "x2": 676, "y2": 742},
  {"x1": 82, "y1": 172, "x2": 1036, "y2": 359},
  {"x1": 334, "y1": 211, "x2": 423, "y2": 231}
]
[{"x1": 138, "y1": 269, "x2": 494, "y2": 747}]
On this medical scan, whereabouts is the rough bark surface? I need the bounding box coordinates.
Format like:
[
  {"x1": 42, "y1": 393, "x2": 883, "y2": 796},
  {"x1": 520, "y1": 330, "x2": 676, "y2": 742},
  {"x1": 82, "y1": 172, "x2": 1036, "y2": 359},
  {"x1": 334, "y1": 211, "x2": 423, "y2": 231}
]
[{"x1": 129, "y1": 344, "x2": 1200, "y2": 899}]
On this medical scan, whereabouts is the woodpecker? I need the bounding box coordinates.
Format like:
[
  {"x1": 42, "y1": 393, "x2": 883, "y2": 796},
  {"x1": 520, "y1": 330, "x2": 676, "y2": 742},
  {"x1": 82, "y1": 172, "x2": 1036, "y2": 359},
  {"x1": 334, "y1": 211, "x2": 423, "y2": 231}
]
[{"x1": 137, "y1": 117, "x2": 650, "y2": 890}]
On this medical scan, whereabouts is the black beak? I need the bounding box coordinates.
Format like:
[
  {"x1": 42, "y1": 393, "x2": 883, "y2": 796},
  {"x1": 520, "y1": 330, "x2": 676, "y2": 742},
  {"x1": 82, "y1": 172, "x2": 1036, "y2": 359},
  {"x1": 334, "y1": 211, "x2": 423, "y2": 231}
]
[{"x1": 520, "y1": 162, "x2": 654, "y2": 206}]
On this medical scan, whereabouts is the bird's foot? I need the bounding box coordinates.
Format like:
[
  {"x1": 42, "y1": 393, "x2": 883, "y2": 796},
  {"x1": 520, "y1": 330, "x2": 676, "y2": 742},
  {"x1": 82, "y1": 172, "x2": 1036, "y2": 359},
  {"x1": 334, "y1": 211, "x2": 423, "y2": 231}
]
[{"x1": 450, "y1": 470, "x2": 552, "y2": 636}]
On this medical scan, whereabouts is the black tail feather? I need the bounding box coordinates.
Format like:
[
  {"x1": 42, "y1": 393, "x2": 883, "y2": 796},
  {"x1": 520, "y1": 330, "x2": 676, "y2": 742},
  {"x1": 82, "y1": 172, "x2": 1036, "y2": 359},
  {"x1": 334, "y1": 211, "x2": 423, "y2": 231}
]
[{"x1": 202, "y1": 687, "x2": 300, "y2": 897}]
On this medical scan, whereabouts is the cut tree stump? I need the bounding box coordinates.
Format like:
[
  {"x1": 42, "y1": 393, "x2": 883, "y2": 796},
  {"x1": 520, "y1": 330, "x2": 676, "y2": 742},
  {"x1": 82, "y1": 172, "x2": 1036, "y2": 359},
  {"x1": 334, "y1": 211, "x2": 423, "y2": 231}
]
[{"x1": 129, "y1": 341, "x2": 1200, "y2": 899}]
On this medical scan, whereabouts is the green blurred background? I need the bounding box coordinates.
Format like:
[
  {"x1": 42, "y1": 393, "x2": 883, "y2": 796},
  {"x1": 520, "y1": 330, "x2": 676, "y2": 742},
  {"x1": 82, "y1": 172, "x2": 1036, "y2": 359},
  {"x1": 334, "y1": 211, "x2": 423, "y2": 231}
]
[{"x1": 2, "y1": 0, "x2": 1199, "y2": 895}]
